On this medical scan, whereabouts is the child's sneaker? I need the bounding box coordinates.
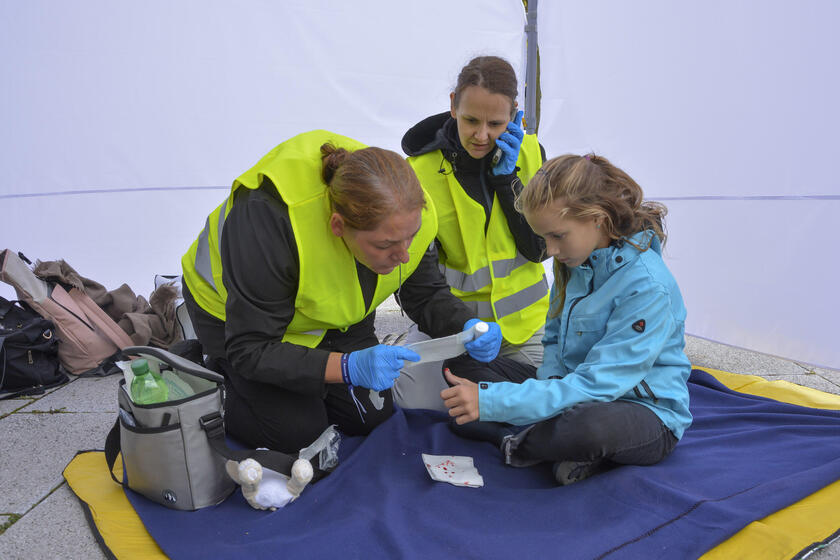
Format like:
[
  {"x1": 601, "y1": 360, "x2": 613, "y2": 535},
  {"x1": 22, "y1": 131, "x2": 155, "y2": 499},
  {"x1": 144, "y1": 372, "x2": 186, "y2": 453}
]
[{"x1": 552, "y1": 460, "x2": 603, "y2": 485}]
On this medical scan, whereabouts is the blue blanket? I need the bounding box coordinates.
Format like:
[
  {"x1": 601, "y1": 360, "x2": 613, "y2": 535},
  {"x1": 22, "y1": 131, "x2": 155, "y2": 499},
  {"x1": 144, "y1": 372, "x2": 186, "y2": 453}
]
[{"x1": 126, "y1": 370, "x2": 840, "y2": 559}]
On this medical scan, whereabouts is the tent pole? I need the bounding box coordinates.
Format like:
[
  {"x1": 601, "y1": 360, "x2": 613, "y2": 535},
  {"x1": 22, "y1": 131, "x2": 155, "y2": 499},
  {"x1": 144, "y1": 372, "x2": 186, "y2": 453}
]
[{"x1": 523, "y1": 0, "x2": 539, "y2": 134}]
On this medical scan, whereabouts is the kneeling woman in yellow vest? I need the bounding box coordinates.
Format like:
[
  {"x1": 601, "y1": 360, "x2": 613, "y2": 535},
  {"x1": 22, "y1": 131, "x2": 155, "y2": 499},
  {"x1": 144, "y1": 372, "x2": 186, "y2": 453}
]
[
  {"x1": 394, "y1": 56, "x2": 549, "y2": 409},
  {"x1": 181, "y1": 130, "x2": 502, "y2": 453}
]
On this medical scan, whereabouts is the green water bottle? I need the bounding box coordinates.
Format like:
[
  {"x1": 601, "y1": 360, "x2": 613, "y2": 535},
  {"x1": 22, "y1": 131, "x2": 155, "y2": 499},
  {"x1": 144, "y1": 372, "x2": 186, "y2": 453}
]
[{"x1": 130, "y1": 359, "x2": 169, "y2": 404}]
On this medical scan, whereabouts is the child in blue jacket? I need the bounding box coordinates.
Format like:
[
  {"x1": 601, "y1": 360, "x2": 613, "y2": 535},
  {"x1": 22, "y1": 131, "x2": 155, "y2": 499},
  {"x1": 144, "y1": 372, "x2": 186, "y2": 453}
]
[{"x1": 441, "y1": 154, "x2": 692, "y2": 485}]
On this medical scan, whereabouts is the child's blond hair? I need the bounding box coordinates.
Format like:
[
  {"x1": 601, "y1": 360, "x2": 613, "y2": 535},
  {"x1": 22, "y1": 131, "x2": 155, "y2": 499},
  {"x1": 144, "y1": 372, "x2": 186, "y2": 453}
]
[{"x1": 516, "y1": 154, "x2": 667, "y2": 315}]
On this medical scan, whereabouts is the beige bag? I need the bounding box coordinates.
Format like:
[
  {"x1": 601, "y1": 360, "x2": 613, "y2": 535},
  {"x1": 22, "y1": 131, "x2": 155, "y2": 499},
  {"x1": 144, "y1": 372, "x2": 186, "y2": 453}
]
[{"x1": 0, "y1": 250, "x2": 133, "y2": 374}]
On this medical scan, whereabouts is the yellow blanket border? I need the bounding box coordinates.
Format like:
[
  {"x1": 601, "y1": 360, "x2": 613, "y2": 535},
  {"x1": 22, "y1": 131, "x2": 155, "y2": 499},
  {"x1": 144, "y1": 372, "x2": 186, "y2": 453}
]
[
  {"x1": 63, "y1": 451, "x2": 167, "y2": 559},
  {"x1": 63, "y1": 367, "x2": 840, "y2": 560},
  {"x1": 697, "y1": 367, "x2": 840, "y2": 560}
]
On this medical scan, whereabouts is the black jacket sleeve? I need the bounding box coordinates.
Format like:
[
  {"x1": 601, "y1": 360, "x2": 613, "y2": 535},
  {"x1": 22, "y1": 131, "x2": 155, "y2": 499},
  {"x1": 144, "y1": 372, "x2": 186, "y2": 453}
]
[{"x1": 220, "y1": 186, "x2": 330, "y2": 396}]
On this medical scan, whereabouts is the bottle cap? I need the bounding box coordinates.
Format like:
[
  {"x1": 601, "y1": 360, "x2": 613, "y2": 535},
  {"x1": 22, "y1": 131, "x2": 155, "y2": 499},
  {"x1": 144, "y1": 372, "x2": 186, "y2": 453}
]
[{"x1": 130, "y1": 358, "x2": 150, "y2": 375}]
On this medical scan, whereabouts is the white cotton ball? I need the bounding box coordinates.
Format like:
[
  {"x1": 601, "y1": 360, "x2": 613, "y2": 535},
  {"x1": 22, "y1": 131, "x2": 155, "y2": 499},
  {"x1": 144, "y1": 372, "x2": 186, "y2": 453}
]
[{"x1": 253, "y1": 467, "x2": 295, "y2": 510}]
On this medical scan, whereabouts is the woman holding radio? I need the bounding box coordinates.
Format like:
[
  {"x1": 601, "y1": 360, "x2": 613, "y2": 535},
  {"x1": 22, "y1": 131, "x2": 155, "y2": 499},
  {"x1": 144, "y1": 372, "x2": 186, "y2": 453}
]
[{"x1": 393, "y1": 55, "x2": 549, "y2": 409}]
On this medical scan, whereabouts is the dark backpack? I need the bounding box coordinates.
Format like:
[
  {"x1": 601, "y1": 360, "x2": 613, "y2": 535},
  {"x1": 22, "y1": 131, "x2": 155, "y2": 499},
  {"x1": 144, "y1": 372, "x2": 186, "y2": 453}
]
[{"x1": 0, "y1": 296, "x2": 69, "y2": 399}]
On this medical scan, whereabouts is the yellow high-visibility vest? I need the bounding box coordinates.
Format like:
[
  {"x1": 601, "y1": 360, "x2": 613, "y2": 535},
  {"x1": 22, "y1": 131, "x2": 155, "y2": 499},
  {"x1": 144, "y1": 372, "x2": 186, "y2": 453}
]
[
  {"x1": 182, "y1": 129, "x2": 438, "y2": 348},
  {"x1": 407, "y1": 134, "x2": 548, "y2": 345}
]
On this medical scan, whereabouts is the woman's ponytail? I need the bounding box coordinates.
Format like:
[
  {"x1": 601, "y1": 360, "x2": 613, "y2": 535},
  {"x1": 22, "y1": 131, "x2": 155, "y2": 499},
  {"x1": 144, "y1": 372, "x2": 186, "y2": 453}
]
[{"x1": 321, "y1": 143, "x2": 350, "y2": 186}]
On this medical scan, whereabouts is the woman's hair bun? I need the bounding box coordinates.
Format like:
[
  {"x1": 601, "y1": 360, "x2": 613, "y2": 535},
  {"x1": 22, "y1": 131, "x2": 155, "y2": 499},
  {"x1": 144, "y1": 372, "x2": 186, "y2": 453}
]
[{"x1": 321, "y1": 143, "x2": 350, "y2": 185}]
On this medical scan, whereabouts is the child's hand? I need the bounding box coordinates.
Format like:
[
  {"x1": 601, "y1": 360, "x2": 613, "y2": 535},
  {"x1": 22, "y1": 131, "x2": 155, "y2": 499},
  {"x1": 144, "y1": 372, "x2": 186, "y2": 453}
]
[{"x1": 441, "y1": 369, "x2": 480, "y2": 424}]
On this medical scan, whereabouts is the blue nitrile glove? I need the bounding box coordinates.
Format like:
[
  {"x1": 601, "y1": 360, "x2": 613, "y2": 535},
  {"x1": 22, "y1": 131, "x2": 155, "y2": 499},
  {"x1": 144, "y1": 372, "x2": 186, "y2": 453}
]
[
  {"x1": 347, "y1": 345, "x2": 421, "y2": 391},
  {"x1": 491, "y1": 110, "x2": 524, "y2": 176},
  {"x1": 463, "y1": 319, "x2": 502, "y2": 362}
]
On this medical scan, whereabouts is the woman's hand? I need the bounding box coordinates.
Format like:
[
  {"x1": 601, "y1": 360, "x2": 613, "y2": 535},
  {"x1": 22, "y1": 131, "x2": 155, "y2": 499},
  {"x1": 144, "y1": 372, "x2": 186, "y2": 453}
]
[
  {"x1": 347, "y1": 345, "x2": 420, "y2": 391},
  {"x1": 441, "y1": 369, "x2": 480, "y2": 424},
  {"x1": 463, "y1": 319, "x2": 502, "y2": 362},
  {"x1": 491, "y1": 110, "x2": 524, "y2": 176}
]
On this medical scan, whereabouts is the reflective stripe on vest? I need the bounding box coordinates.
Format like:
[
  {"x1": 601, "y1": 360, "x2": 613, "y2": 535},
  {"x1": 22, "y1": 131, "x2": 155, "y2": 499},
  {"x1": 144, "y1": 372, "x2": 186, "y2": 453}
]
[
  {"x1": 441, "y1": 252, "x2": 534, "y2": 293},
  {"x1": 461, "y1": 274, "x2": 548, "y2": 321},
  {"x1": 194, "y1": 198, "x2": 227, "y2": 290},
  {"x1": 495, "y1": 274, "x2": 548, "y2": 318},
  {"x1": 283, "y1": 329, "x2": 327, "y2": 348}
]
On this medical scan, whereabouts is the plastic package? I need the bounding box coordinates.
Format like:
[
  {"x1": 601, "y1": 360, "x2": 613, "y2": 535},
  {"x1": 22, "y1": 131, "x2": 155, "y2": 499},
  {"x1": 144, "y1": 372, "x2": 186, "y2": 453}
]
[
  {"x1": 287, "y1": 425, "x2": 340, "y2": 498},
  {"x1": 403, "y1": 321, "x2": 488, "y2": 367},
  {"x1": 298, "y1": 424, "x2": 341, "y2": 471},
  {"x1": 161, "y1": 370, "x2": 196, "y2": 400}
]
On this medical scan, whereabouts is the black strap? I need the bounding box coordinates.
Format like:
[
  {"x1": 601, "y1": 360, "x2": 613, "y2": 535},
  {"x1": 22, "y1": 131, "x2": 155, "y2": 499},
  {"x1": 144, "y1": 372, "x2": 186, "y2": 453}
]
[
  {"x1": 199, "y1": 412, "x2": 328, "y2": 482},
  {"x1": 104, "y1": 419, "x2": 124, "y2": 486}
]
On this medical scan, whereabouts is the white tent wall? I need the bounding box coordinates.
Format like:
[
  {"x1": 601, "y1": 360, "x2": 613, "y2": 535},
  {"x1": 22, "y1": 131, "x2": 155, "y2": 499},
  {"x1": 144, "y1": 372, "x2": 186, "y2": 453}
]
[
  {"x1": 537, "y1": 1, "x2": 839, "y2": 369},
  {"x1": 1, "y1": 0, "x2": 525, "y2": 296},
  {"x1": 4, "y1": 1, "x2": 838, "y2": 370}
]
